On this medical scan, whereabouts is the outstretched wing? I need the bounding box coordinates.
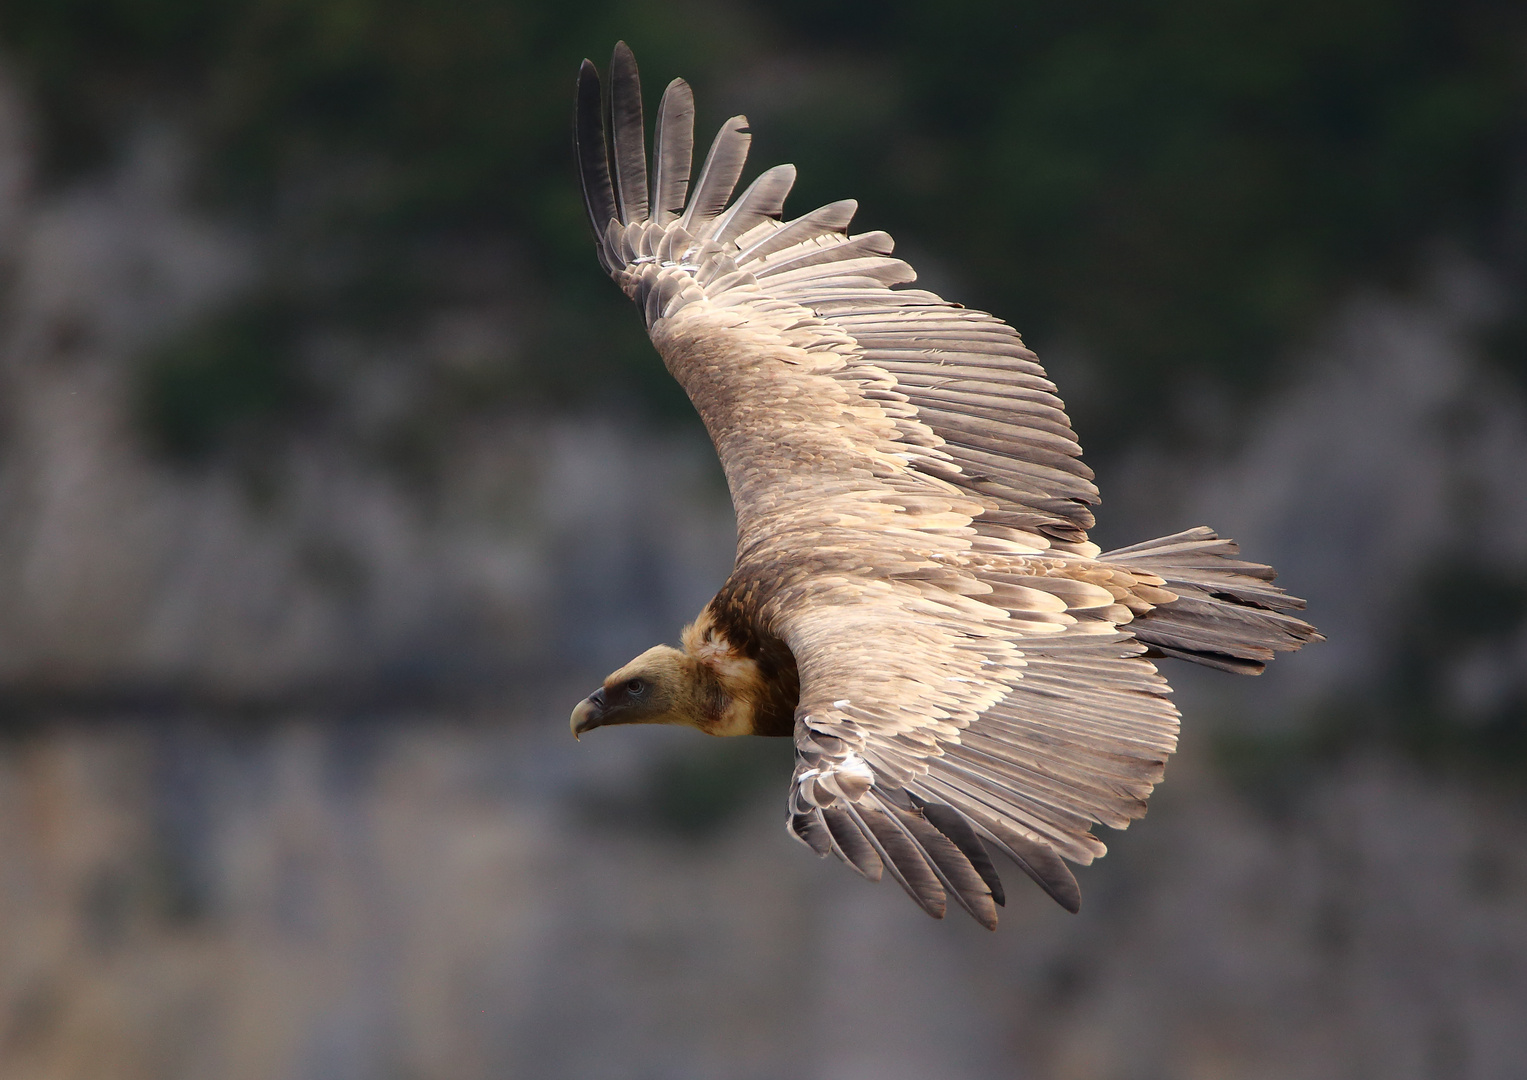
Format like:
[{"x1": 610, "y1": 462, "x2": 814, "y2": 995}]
[
  {"x1": 577, "y1": 45, "x2": 1179, "y2": 925},
  {"x1": 774, "y1": 575, "x2": 1178, "y2": 927},
  {"x1": 577, "y1": 45, "x2": 1099, "y2": 552}
]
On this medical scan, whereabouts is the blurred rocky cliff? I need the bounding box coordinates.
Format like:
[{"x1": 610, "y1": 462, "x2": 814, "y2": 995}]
[{"x1": 0, "y1": 3, "x2": 1525, "y2": 1078}]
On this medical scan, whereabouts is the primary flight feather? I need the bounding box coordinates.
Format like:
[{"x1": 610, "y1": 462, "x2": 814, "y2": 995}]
[{"x1": 569, "y1": 43, "x2": 1321, "y2": 928}]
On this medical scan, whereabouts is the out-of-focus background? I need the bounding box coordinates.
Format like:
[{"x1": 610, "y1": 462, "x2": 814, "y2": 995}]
[{"x1": 0, "y1": 2, "x2": 1524, "y2": 1077}]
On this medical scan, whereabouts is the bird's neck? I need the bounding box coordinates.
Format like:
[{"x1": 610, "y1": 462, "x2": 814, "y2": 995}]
[{"x1": 681, "y1": 608, "x2": 797, "y2": 737}]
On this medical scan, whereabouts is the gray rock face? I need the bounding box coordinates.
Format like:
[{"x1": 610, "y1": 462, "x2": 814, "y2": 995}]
[{"x1": 0, "y1": 722, "x2": 1523, "y2": 1080}]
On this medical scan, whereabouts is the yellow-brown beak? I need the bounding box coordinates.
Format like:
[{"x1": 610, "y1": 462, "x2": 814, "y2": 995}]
[{"x1": 569, "y1": 688, "x2": 609, "y2": 740}]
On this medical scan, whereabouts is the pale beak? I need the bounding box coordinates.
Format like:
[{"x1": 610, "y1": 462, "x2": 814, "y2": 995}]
[{"x1": 569, "y1": 688, "x2": 608, "y2": 740}]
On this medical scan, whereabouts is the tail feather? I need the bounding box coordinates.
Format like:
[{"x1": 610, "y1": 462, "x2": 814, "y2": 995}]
[{"x1": 1102, "y1": 527, "x2": 1322, "y2": 675}]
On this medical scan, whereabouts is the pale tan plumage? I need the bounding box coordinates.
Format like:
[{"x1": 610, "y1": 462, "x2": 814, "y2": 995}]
[{"x1": 569, "y1": 43, "x2": 1321, "y2": 927}]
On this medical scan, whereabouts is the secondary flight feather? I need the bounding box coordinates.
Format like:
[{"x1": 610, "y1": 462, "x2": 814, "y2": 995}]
[{"x1": 569, "y1": 43, "x2": 1321, "y2": 928}]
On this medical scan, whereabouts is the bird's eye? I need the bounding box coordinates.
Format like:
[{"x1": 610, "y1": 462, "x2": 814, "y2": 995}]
[{"x1": 626, "y1": 678, "x2": 646, "y2": 695}]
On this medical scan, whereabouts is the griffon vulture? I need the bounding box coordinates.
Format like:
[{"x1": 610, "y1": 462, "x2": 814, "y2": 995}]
[{"x1": 569, "y1": 43, "x2": 1320, "y2": 928}]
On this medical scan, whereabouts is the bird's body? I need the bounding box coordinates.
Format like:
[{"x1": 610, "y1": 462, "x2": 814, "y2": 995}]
[{"x1": 570, "y1": 44, "x2": 1321, "y2": 928}]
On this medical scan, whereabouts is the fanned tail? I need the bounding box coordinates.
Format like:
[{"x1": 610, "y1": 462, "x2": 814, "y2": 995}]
[{"x1": 1103, "y1": 527, "x2": 1323, "y2": 674}]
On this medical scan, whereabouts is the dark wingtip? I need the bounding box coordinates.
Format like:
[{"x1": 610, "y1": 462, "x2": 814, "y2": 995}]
[
  {"x1": 575, "y1": 55, "x2": 617, "y2": 267},
  {"x1": 608, "y1": 40, "x2": 649, "y2": 224},
  {"x1": 992, "y1": 824, "x2": 1082, "y2": 913},
  {"x1": 1054, "y1": 875, "x2": 1082, "y2": 914},
  {"x1": 917, "y1": 799, "x2": 1007, "y2": 909}
]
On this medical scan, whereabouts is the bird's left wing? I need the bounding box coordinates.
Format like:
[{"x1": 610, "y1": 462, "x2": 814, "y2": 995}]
[{"x1": 766, "y1": 563, "x2": 1179, "y2": 928}]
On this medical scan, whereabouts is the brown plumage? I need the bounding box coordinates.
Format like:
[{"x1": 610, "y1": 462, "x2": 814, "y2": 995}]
[{"x1": 568, "y1": 43, "x2": 1322, "y2": 928}]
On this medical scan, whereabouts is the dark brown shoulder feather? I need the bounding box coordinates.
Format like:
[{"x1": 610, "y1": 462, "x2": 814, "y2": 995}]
[{"x1": 698, "y1": 582, "x2": 799, "y2": 738}]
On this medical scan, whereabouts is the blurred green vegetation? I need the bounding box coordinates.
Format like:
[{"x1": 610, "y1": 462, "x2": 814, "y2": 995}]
[
  {"x1": 4, "y1": 0, "x2": 1524, "y2": 457},
  {"x1": 1386, "y1": 562, "x2": 1527, "y2": 765},
  {"x1": 135, "y1": 298, "x2": 312, "y2": 464},
  {"x1": 0, "y1": 0, "x2": 752, "y2": 464}
]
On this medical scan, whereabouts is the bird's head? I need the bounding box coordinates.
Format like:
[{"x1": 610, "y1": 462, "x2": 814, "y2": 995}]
[{"x1": 569, "y1": 645, "x2": 716, "y2": 739}]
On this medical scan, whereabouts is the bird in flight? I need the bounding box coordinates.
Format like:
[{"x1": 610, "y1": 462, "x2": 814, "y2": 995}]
[{"x1": 569, "y1": 43, "x2": 1320, "y2": 928}]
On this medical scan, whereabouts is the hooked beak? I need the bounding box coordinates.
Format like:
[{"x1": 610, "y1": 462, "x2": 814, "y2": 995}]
[{"x1": 569, "y1": 688, "x2": 608, "y2": 740}]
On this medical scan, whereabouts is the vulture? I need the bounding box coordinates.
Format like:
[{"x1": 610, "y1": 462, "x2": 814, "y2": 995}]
[{"x1": 569, "y1": 43, "x2": 1321, "y2": 928}]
